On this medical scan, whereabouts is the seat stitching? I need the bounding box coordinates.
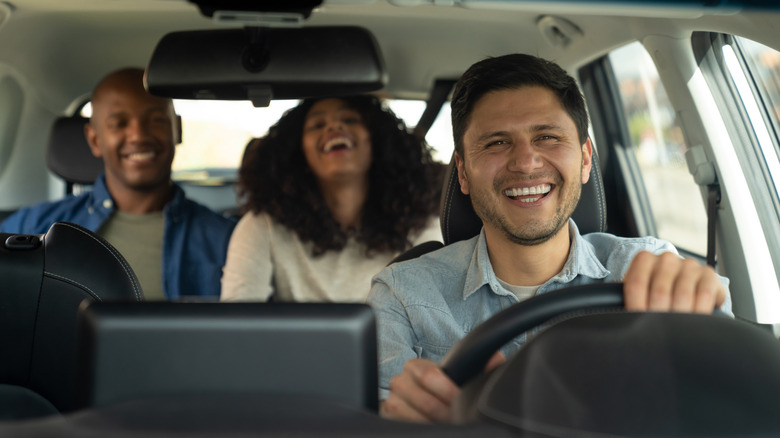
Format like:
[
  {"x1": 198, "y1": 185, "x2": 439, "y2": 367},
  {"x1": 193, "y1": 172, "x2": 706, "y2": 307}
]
[
  {"x1": 43, "y1": 271, "x2": 101, "y2": 301},
  {"x1": 443, "y1": 172, "x2": 457, "y2": 244},
  {"x1": 592, "y1": 161, "x2": 606, "y2": 232},
  {"x1": 55, "y1": 222, "x2": 143, "y2": 300}
]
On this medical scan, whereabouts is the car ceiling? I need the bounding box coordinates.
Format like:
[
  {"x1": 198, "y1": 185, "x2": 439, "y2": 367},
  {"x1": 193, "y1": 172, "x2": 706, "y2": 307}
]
[{"x1": 1, "y1": 0, "x2": 779, "y2": 112}]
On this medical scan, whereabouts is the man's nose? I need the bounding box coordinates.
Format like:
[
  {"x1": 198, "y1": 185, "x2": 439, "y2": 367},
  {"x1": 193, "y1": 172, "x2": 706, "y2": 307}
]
[
  {"x1": 126, "y1": 119, "x2": 150, "y2": 141},
  {"x1": 507, "y1": 141, "x2": 543, "y2": 173}
]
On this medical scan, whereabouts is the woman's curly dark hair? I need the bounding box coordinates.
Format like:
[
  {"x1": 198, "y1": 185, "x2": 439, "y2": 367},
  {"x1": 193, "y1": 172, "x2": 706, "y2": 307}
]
[{"x1": 238, "y1": 95, "x2": 443, "y2": 256}]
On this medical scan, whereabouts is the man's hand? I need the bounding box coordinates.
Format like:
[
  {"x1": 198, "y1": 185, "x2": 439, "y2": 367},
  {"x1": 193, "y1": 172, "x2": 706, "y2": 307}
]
[
  {"x1": 623, "y1": 251, "x2": 726, "y2": 314},
  {"x1": 380, "y1": 351, "x2": 506, "y2": 423}
]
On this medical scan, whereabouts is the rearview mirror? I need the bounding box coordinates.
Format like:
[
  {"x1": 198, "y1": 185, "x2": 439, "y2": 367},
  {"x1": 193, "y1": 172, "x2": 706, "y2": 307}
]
[{"x1": 145, "y1": 26, "x2": 386, "y2": 107}]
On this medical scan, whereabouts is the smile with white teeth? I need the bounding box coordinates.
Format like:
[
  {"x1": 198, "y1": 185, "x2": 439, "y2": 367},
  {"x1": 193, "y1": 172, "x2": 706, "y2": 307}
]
[
  {"x1": 503, "y1": 184, "x2": 552, "y2": 203},
  {"x1": 125, "y1": 151, "x2": 155, "y2": 162},
  {"x1": 322, "y1": 137, "x2": 354, "y2": 153}
]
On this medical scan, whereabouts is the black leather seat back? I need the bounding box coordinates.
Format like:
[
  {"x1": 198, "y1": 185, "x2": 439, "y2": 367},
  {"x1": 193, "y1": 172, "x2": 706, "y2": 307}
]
[
  {"x1": 46, "y1": 116, "x2": 103, "y2": 187},
  {"x1": 440, "y1": 150, "x2": 606, "y2": 245},
  {"x1": 78, "y1": 302, "x2": 377, "y2": 412},
  {"x1": 0, "y1": 222, "x2": 142, "y2": 416}
]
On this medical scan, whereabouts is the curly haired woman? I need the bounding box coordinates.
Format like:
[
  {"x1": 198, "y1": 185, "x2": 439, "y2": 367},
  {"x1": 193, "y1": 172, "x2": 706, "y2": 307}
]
[{"x1": 220, "y1": 95, "x2": 443, "y2": 302}]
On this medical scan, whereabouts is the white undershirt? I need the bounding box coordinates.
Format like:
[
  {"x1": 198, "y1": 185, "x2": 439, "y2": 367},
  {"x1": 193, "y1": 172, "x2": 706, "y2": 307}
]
[{"x1": 496, "y1": 277, "x2": 541, "y2": 302}]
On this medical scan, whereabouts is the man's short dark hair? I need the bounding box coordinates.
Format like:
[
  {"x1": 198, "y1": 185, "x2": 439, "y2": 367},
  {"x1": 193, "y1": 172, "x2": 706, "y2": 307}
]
[{"x1": 451, "y1": 54, "x2": 589, "y2": 156}]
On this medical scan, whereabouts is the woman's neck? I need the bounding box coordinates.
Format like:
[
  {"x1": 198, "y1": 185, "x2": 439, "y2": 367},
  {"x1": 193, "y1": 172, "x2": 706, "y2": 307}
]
[{"x1": 319, "y1": 177, "x2": 369, "y2": 229}]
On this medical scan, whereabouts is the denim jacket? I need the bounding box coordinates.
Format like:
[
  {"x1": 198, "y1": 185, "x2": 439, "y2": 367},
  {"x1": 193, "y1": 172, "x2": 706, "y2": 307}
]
[
  {"x1": 0, "y1": 174, "x2": 236, "y2": 300},
  {"x1": 367, "y1": 220, "x2": 732, "y2": 399}
]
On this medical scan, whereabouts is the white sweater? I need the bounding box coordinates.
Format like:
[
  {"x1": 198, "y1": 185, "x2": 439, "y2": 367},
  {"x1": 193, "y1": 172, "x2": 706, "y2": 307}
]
[{"x1": 220, "y1": 212, "x2": 442, "y2": 303}]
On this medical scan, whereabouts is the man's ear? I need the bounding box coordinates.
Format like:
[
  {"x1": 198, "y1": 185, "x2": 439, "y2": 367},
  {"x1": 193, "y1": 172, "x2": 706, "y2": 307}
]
[
  {"x1": 455, "y1": 152, "x2": 469, "y2": 195},
  {"x1": 84, "y1": 123, "x2": 102, "y2": 158},
  {"x1": 581, "y1": 138, "x2": 593, "y2": 185},
  {"x1": 174, "y1": 115, "x2": 182, "y2": 145}
]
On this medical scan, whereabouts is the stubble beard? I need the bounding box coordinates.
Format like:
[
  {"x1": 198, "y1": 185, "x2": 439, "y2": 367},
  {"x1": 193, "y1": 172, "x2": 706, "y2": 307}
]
[{"x1": 467, "y1": 168, "x2": 582, "y2": 247}]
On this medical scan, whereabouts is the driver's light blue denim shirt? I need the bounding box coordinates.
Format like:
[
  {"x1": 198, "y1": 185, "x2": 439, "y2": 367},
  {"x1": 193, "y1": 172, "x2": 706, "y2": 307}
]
[{"x1": 367, "y1": 220, "x2": 732, "y2": 400}]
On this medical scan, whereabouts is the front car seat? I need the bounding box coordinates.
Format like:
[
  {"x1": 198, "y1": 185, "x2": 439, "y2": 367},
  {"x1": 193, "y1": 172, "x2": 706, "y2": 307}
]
[{"x1": 0, "y1": 222, "x2": 143, "y2": 418}]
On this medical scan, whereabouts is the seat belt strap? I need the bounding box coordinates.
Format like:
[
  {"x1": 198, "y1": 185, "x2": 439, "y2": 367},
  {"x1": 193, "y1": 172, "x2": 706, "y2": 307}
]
[
  {"x1": 413, "y1": 79, "x2": 457, "y2": 141},
  {"x1": 706, "y1": 184, "x2": 721, "y2": 267}
]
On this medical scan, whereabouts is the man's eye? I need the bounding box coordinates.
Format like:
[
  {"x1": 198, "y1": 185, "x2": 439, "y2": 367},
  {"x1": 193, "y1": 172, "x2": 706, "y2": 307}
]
[{"x1": 486, "y1": 140, "x2": 508, "y2": 147}]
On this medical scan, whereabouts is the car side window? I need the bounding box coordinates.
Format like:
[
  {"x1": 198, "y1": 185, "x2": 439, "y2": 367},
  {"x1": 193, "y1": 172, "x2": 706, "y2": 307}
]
[
  {"x1": 608, "y1": 42, "x2": 707, "y2": 256},
  {"x1": 724, "y1": 37, "x2": 780, "y2": 201},
  {"x1": 689, "y1": 32, "x2": 780, "y2": 321}
]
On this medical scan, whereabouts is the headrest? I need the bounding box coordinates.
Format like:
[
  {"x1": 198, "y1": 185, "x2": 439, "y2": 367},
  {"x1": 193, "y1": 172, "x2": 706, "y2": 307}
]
[
  {"x1": 0, "y1": 222, "x2": 142, "y2": 412},
  {"x1": 440, "y1": 150, "x2": 606, "y2": 245},
  {"x1": 77, "y1": 302, "x2": 376, "y2": 411},
  {"x1": 46, "y1": 116, "x2": 103, "y2": 185}
]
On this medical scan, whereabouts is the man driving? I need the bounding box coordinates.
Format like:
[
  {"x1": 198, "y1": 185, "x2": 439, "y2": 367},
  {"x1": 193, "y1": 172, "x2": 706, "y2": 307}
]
[{"x1": 368, "y1": 53, "x2": 731, "y2": 423}]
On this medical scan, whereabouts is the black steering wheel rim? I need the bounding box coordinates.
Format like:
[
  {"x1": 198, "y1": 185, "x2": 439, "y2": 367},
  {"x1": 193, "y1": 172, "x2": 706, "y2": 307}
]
[{"x1": 439, "y1": 282, "x2": 625, "y2": 386}]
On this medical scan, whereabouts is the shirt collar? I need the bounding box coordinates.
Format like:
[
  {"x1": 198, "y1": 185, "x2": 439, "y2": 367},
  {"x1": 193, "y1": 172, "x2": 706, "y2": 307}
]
[
  {"x1": 165, "y1": 182, "x2": 187, "y2": 221},
  {"x1": 89, "y1": 173, "x2": 186, "y2": 218},
  {"x1": 89, "y1": 173, "x2": 115, "y2": 212},
  {"x1": 462, "y1": 219, "x2": 610, "y2": 300}
]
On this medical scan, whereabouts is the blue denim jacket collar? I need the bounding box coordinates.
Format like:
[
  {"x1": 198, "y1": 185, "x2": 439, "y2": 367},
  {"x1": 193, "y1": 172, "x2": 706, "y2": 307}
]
[
  {"x1": 87, "y1": 173, "x2": 187, "y2": 222},
  {"x1": 462, "y1": 219, "x2": 610, "y2": 301}
]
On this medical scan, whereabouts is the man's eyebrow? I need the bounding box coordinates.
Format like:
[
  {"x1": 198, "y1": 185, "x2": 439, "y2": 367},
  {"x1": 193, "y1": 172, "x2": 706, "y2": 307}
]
[
  {"x1": 474, "y1": 131, "x2": 511, "y2": 143},
  {"x1": 474, "y1": 124, "x2": 565, "y2": 142},
  {"x1": 104, "y1": 111, "x2": 126, "y2": 120},
  {"x1": 104, "y1": 106, "x2": 168, "y2": 120},
  {"x1": 532, "y1": 123, "x2": 566, "y2": 133}
]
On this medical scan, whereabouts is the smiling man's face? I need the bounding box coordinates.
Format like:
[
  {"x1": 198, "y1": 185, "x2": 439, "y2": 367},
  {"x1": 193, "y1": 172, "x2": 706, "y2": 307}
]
[
  {"x1": 86, "y1": 71, "x2": 177, "y2": 194},
  {"x1": 456, "y1": 85, "x2": 592, "y2": 246}
]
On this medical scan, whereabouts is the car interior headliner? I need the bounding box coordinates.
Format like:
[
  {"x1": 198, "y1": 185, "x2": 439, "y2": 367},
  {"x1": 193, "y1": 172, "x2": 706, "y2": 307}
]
[{"x1": 2, "y1": 0, "x2": 780, "y2": 113}]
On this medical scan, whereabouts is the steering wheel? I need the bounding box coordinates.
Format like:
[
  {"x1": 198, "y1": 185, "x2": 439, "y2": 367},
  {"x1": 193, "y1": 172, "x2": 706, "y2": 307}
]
[{"x1": 439, "y1": 282, "x2": 624, "y2": 386}]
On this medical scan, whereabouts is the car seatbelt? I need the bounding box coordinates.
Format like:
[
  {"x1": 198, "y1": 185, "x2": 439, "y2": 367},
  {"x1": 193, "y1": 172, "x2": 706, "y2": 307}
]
[
  {"x1": 685, "y1": 144, "x2": 719, "y2": 267},
  {"x1": 706, "y1": 184, "x2": 721, "y2": 267},
  {"x1": 413, "y1": 79, "x2": 457, "y2": 141}
]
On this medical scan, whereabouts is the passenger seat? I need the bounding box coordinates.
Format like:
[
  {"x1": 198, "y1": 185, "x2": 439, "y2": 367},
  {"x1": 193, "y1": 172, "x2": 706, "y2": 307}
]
[{"x1": 0, "y1": 222, "x2": 143, "y2": 418}]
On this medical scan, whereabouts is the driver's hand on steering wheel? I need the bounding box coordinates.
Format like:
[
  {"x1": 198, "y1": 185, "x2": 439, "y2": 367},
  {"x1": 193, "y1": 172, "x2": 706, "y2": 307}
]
[
  {"x1": 380, "y1": 351, "x2": 506, "y2": 423},
  {"x1": 623, "y1": 251, "x2": 727, "y2": 314}
]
